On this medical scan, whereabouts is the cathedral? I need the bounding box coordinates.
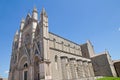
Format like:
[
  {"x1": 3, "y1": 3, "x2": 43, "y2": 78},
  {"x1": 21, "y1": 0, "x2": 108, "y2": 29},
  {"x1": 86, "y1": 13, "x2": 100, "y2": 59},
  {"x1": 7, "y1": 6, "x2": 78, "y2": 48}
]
[{"x1": 8, "y1": 7, "x2": 117, "y2": 80}]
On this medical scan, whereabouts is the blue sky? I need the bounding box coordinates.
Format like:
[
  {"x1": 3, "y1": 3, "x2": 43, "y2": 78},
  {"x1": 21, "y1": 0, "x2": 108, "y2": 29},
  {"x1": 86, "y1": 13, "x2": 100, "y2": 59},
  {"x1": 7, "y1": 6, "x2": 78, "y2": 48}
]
[{"x1": 0, "y1": 0, "x2": 120, "y2": 78}]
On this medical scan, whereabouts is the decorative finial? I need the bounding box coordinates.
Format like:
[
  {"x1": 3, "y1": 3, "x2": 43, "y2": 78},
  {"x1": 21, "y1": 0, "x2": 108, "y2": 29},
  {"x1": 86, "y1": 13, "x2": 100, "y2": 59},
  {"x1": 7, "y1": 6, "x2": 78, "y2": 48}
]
[
  {"x1": 14, "y1": 30, "x2": 19, "y2": 41},
  {"x1": 42, "y1": 7, "x2": 45, "y2": 13},
  {"x1": 41, "y1": 7, "x2": 47, "y2": 16},
  {"x1": 21, "y1": 18, "x2": 25, "y2": 23},
  {"x1": 33, "y1": 6, "x2": 37, "y2": 13},
  {"x1": 15, "y1": 30, "x2": 19, "y2": 35},
  {"x1": 27, "y1": 13, "x2": 31, "y2": 17}
]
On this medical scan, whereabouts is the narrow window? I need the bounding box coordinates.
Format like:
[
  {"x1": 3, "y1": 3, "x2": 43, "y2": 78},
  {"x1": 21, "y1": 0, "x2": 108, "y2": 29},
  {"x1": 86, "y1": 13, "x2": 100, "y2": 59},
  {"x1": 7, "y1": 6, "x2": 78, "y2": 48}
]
[
  {"x1": 53, "y1": 38, "x2": 56, "y2": 48},
  {"x1": 24, "y1": 71, "x2": 28, "y2": 80},
  {"x1": 38, "y1": 73, "x2": 40, "y2": 80},
  {"x1": 55, "y1": 55, "x2": 58, "y2": 70}
]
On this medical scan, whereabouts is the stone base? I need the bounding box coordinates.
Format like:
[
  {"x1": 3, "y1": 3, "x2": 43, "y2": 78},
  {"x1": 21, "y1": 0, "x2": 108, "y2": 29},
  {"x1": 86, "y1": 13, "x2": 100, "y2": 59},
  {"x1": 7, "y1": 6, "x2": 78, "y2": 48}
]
[{"x1": 39, "y1": 77, "x2": 103, "y2": 80}]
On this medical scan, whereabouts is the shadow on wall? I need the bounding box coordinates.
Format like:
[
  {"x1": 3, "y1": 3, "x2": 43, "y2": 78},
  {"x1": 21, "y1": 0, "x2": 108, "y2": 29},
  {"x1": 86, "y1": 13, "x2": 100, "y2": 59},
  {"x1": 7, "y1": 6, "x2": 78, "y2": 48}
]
[{"x1": 114, "y1": 61, "x2": 120, "y2": 77}]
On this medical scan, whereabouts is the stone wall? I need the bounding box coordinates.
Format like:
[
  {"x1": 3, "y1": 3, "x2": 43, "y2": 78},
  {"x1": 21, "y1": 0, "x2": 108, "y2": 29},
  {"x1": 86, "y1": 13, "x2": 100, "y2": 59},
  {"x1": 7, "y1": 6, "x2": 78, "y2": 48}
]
[
  {"x1": 8, "y1": 7, "x2": 101, "y2": 80},
  {"x1": 114, "y1": 61, "x2": 120, "y2": 77},
  {"x1": 80, "y1": 43, "x2": 90, "y2": 58},
  {"x1": 91, "y1": 52, "x2": 117, "y2": 77},
  {"x1": 49, "y1": 32, "x2": 95, "y2": 80},
  {"x1": 49, "y1": 32, "x2": 82, "y2": 57},
  {"x1": 49, "y1": 49, "x2": 95, "y2": 80}
]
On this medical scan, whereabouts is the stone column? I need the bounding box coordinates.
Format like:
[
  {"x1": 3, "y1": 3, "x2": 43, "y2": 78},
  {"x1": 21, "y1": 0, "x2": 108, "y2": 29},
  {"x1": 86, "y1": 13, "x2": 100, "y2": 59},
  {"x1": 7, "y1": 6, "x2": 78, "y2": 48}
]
[
  {"x1": 77, "y1": 59, "x2": 85, "y2": 79},
  {"x1": 39, "y1": 62, "x2": 45, "y2": 79},
  {"x1": 60, "y1": 56, "x2": 69, "y2": 80},
  {"x1": 14, "y1": 70, "x2": 19, "y2": 80},
  {"x1": 39, "y1": 61, "x2": 52, "y2": 80},
  {"x1": 69, "y1": 58, "x2": 78, "y2": 79},
  {"x1": 67, "y1": 59, "x2": 72, "y2": 79},
  {"x1": 88, "y1": 61, "x2": 94, "y2": 77},
  {"x1": 19, "y1": 70, "x2": 22, "y2": 80},
  {"x1": 83, "y1": 60, "x2": 90, "y2": 78},
  {"x1": 45, "y1": 62, "x2": 52, "y2": 79},
  {"x1": 28, "y1": 65, "x2": 34, "y2": 80}
]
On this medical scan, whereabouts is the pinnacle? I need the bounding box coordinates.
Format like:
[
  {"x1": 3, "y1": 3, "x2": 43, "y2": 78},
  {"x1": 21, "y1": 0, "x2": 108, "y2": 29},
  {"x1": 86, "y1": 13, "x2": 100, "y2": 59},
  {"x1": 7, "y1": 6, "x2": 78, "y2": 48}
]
[
  {"x1": 15, "y1": 30, "x2": 19, "y2": 35},
  {"x1": 27, "y1": 13, "x2": 31, "y2": 17},
  {"x1": 42, "y1": 7, "x2": 45, "y2": 13},
  {"x1": 21, "y1": 18, "x2": 25, "y2": 23},
  {"x1": 41, "y1": 7, "x2": 47, "y2": 16},
  {"x1": 33, "y1": 6, "x2": 37, "y2": 12}
]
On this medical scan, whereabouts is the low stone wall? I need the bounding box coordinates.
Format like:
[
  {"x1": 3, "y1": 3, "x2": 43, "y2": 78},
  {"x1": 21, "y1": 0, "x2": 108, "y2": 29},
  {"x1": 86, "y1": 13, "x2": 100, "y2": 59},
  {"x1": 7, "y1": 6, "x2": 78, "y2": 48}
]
[
  {"x1": 94, "y1": 76, "x2": 103, "y2": 80},
  {"x1": 91, "y1": 53, "x2": 116, "y2": 77},
  {"x1": 40, "y1": 76, "x2": 103, "y2": 80}
]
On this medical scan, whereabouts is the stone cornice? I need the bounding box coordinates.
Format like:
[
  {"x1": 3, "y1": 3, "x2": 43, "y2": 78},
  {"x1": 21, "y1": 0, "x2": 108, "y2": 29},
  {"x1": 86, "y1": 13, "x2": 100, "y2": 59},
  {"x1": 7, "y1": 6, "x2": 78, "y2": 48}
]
[{"x1": 50, "y1": 47, "x2": 82, "y2": 57}]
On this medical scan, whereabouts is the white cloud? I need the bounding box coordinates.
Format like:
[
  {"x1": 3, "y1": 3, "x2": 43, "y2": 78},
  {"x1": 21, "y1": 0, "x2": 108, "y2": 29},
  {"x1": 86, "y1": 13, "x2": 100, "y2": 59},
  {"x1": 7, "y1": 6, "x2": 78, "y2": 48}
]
[{"x1": 4, "y1": 70, "x2": 9, "y2": 74}]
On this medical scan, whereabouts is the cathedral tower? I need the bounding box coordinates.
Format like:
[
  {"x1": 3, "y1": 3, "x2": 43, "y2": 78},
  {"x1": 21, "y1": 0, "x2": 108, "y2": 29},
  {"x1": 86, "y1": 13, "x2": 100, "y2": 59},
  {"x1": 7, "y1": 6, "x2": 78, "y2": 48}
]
[{"x1": 9, "y1": 7, "x2": 52, "y2": 80}]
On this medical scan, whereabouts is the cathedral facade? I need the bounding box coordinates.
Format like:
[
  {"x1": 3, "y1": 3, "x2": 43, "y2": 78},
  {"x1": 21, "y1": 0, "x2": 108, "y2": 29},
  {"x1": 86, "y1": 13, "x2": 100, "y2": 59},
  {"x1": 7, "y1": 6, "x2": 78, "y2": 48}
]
[{"x1": 8, "y1": 8, "x2": 95, "y2": 80}]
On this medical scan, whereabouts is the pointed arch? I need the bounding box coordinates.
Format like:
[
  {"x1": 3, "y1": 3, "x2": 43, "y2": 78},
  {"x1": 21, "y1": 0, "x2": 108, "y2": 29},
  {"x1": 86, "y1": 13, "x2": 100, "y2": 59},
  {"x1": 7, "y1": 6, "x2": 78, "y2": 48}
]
[
  {"x1": 18, "y1": 54, "x2": 30, "y2": 69},
  {"x1": 32, "y1": 41, "x2": 43, "y2": 62},
  {"x1": 33, "y1": 46, "x2": 42, "y2": 61}
]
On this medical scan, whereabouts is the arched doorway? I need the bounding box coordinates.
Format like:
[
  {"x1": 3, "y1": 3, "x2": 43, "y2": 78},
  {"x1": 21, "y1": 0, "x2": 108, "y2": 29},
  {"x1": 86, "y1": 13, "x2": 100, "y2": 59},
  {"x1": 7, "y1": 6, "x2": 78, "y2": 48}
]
[{"x1": 18, "y1": 55, "x2": 29, "y2": 80}]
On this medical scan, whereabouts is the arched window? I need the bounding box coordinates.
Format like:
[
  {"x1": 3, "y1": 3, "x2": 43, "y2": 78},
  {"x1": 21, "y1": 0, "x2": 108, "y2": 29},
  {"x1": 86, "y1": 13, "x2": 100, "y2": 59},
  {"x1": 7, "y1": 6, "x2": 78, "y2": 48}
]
[
  {"x1": 24, "y1": 71, "x2": 28, "y2": 80},
  {"x1": 37, "y1": 42, "x2": 41, "y2": 51},
  {"x1": 23, "y1": 63, "x2": 28, "y2": 80},
  {"x1": 24, "y1": 63, "x2": 28, "y2": 68},
  {"x1": 35, "y1": 49, "x2": 38, "y2": 54}
]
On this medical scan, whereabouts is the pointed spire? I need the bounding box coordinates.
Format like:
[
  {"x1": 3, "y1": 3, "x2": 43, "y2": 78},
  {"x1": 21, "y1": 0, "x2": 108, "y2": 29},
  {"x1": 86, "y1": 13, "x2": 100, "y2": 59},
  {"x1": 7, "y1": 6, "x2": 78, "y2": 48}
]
[
  {"x1": 41, "y1": 7, "x2": 47, "y2": 16},
  {"x1": 14, "y1": 30, "x2": 19, "y2": 41},
  {"x1": 20, "y1": 18, "x2": 25, "y2": 30},
  {"x1": 21, "y1": 18, "x2": 25, "y2": 23},
  {"x1": 15, "y1": 30, "x2": 19, "y2": 36},
  {"x1": 27, "y1": 13, "x2": 31, "y2": 18},
  {"x1": 87, "y1": 40, "x2": 90, "y2": 44},
  {"x1": 40, "y1": 7, "x2": 48, "y2": 27},
  {"x1": 33, "y1": 6, "x2": 38, "y2": 13},
  {"x1": 32, "y1": 6, "x2": 38, "y2": 20},
  {"x1": 42, "y1": 7, "x2": 45, "y2": 13}
]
